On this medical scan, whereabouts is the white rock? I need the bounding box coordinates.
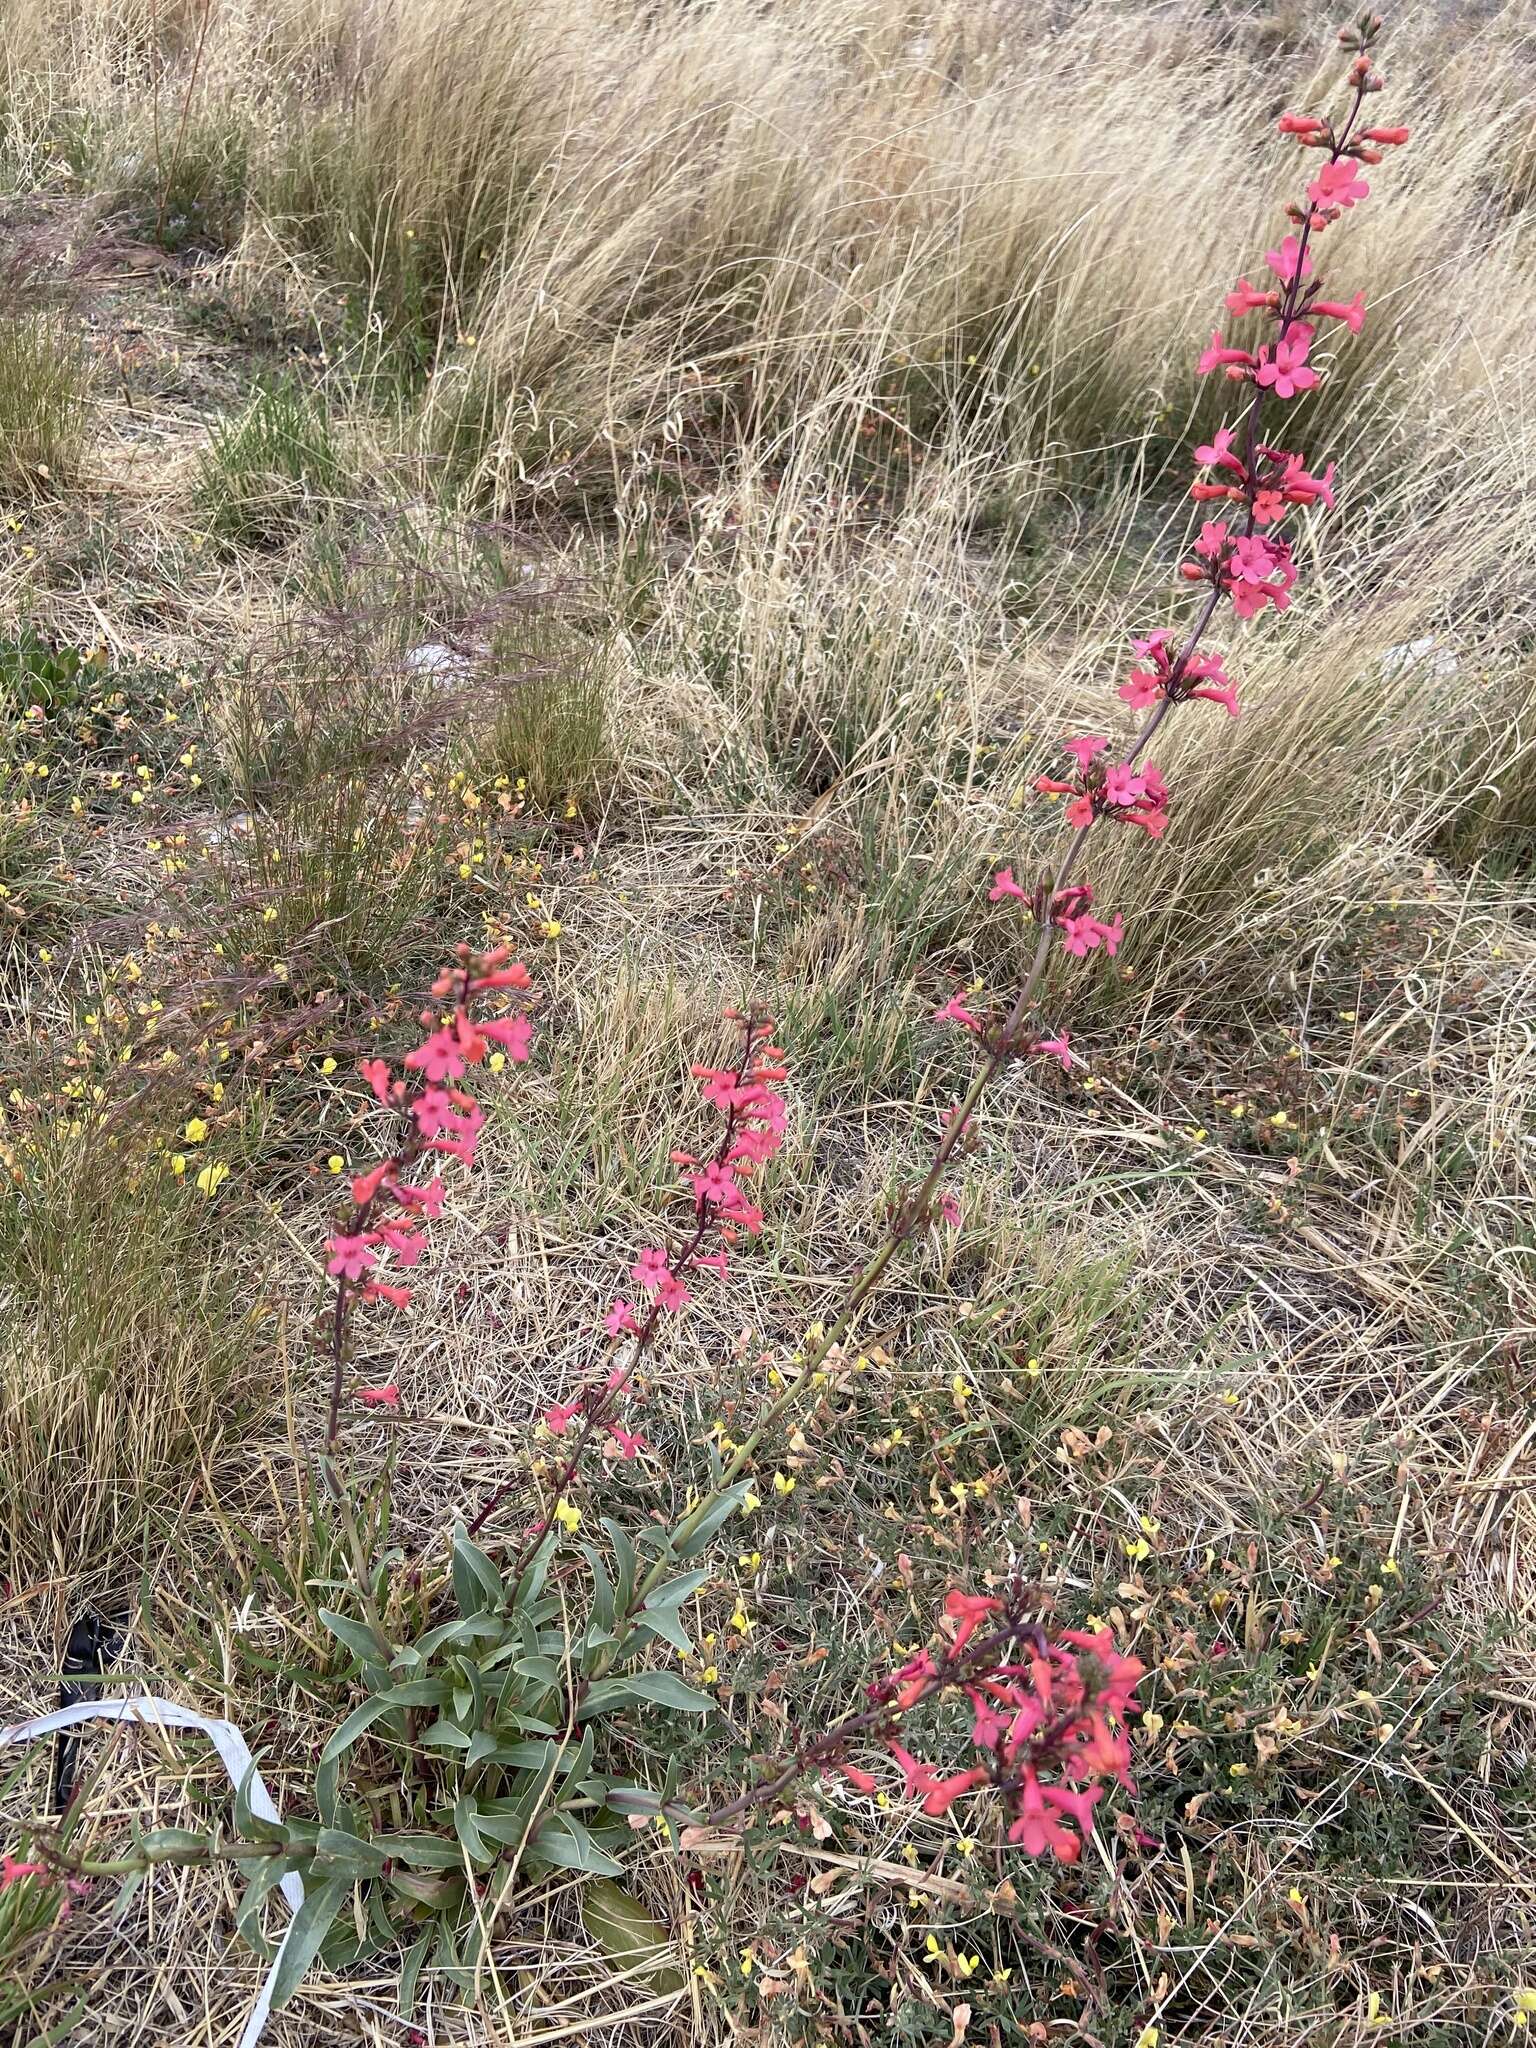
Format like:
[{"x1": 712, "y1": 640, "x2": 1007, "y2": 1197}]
[
  {"x1": 402, "y1": 641, "x2": 472, "y2": 682},
  {"x1": 1381, "y1": 635, "x2": 1458, "y2": 680}
]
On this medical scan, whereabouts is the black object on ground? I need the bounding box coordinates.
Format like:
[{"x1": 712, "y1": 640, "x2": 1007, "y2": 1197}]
[{"x1": 51, "y1": 1613, "x2": 125, "y2": 1815}]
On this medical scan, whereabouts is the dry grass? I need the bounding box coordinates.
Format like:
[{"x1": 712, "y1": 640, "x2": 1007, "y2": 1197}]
[{"x1": 1, "y1": 0, "x2": 1535, "y2": 2040}]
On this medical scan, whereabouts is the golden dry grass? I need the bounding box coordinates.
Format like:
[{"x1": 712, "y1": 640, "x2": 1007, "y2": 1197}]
[{"x1": 1, "y1": 0, "x2": 1535, "y2": 2041}]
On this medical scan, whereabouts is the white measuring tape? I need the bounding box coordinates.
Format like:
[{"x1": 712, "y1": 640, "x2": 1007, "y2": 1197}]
[{"x1": 1, "y1": 1696, "x2": 304, "y2": 2046}]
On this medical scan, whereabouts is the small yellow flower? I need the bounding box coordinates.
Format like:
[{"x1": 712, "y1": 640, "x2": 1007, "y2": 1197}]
[
  {"x1": 169, "y1": 1154, "x2": 187, "y2": 1176},
  {"x1": 553, "y1": 1500, "x2": 582, "y2": 1534},
  {"x1": 320, "y1": 1057, "x2": 337, "y2": 1075},
  {"x1": 772, "y1": 1470, "x2": 795, "y2": 1496},
  {"x1": 195, "y1": 1161, "x2": 229, "y2": 1197},
  {"x1": 184, "y1": 1117, "x2": 208, "y2": 1143},
  {"x1": 327, "y1": 1156, "x2": 344, "y2": 1174}
]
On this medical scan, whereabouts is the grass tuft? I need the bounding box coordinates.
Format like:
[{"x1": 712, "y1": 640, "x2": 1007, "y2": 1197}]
[
  {"x1": 192, "y1": 374, "x2": 343, "y2": 547},
  {"x1": 0, "y1": 311, "x2": 90, "y2": 496}
]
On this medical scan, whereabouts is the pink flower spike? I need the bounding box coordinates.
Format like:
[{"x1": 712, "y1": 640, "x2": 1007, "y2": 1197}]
[
  {"x1": 988, "y1": 867, "x2": 1027, "y2": 902},
  {"x1": 544, "y1": 1399, "x2": 583, "y2": 1435},
  {"x1": 1264, "y1": 234, "x2": 1313, "y2": 284},
  {"x1": 606, "y1": 1424, "x2": 648, "y2": 1459},
  {"x1": 2, "y1": 1855, "x2": 49, "y2": 1888},
  {"x1": 356, "y1": 1384, "x2": 400, "y2": 1409},
  {"x1": 937, "y1": 1192, "x2": 961, "y2": 1228},
  {"x1": 1062, "y1": 734, "x2": 1109, "y2": 773}
]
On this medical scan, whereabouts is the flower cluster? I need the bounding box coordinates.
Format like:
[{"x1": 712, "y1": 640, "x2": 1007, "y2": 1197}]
[
  {"x1": 1119, "y1": 629, "x2": 1240, "y2": 718},
  {"x1": 323, "y1": 943, "x2": 536, "y2": 1422},
  {"x1": 768, "y1": 1591, "x2": 1145, "y2": 1862},
  {"x1": 470, "y1": 1010, "x2": 789, "y2": 1536},
  {"x1": 946, "y1": 13, "x2": 1405, "y2": 1093},
  {"x1": 1034, "y1": 735, "x2": 1170, "y2": 837}
]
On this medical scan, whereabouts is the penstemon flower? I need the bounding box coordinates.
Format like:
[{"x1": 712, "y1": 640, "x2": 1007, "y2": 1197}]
[
  {"x1": 466, "y1": 1009, "x2": 790, "y2": 1541},
  {"x1": 937, "y1": 10, "x2": 1407, "y2": 1093},
  {"x1": 294, "y1": 7, "x2": 1407, "y2": 1899},
  {"x1": 320, "y1": 942, "x2": 537, "y2": 1452},
  {"x1": 703, "y1": 1587, "x2": 1145, "y2": 1865}
]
